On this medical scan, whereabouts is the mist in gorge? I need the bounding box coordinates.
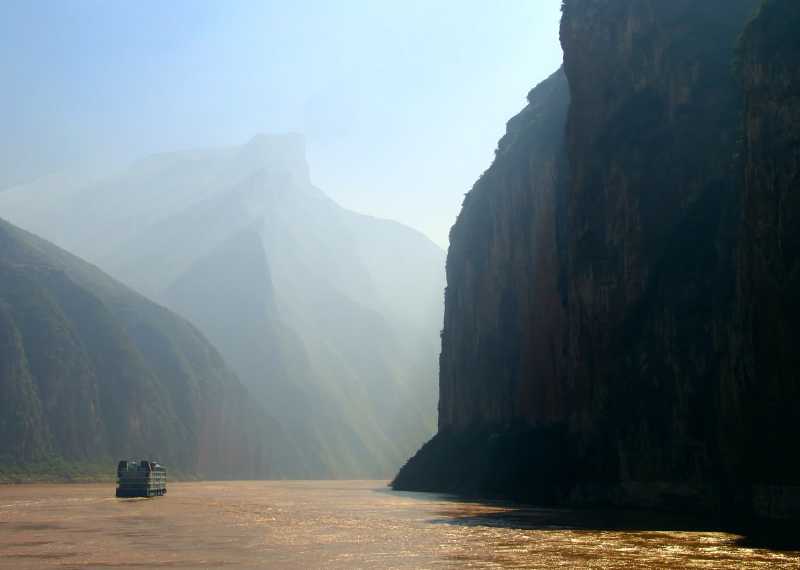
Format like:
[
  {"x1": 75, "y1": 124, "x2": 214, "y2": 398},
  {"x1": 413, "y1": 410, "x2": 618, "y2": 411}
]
[
  {"x1": 0, "y1": 0, "x2": 562, "y2": 480},
  {"x1": 1, "y1": 133, "x2": 447, "y2": 477},
  {"x1": 3, "y1": 0, "x2": 800, "y2": 568}
]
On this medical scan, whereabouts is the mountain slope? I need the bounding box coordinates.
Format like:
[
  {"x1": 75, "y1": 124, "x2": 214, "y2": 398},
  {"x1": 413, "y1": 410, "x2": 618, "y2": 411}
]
[
  {"x1": 0, "y1": 134, "x2": 445, "y2": 478},
  {"x1": 0, "y1": 217, "x2": 283, "y2": 479}
]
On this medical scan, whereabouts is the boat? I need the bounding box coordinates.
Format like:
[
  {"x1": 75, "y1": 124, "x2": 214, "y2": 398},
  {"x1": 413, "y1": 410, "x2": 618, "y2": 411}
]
[{"x1": 115, "y1": 460, "x2": 167, "y2": 497}]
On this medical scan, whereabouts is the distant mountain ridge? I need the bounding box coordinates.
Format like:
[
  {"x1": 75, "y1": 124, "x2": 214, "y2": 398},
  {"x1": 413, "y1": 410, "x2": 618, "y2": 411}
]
[{"x1": 0, "y1": 134, "x2": 445, "y2": 478}]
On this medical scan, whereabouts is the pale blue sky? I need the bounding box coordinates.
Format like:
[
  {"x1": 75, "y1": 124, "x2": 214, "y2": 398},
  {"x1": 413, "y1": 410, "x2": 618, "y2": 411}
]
[{"x1": 1, "y1": 0, "x2": 563, "y2": 246}]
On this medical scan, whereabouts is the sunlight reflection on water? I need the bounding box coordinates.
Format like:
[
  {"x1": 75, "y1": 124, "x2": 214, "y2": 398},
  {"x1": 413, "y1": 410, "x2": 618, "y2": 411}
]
[{"x1": 0, "y1": 480, "x2": 798, "y2": 569}]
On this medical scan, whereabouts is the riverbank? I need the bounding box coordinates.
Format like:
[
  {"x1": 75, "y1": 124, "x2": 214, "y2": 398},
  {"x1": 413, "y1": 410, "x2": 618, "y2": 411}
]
[{"x1": 0, "y1": 458, "x2": 199, "y2": 484}]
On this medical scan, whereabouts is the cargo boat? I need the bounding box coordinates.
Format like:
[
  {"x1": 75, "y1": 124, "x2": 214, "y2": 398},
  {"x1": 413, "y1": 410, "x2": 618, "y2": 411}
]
[{"x1": 116, "y1": 460, "x2": 167, "y2": 497}]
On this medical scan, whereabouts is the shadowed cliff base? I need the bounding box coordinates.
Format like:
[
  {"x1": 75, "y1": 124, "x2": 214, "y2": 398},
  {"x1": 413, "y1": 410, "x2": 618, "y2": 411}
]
[
  {"x1": 392, "y1": 427, "x2": 716, "y2": 513},
  {"x1": 392, "y1": 427, "x2": 800, "y2": 534},
  {"x1": 393, "y1": 427, "x2": 578, "y2": 506}
]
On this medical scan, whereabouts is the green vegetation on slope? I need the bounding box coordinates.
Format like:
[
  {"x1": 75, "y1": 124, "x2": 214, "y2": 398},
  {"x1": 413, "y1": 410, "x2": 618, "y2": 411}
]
[{"x1": 0, "y1": 217, "x2": 282, "y2": 479}]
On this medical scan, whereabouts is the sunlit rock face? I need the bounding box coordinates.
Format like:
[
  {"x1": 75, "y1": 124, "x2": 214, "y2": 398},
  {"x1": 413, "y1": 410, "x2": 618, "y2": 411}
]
[{"x1": 395, "y1": 0, "x2": 800, "y2": 517}]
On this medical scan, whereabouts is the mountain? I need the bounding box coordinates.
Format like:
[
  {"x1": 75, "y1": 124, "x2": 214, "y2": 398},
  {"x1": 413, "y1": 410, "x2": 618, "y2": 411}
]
[
  {"x1": 394, "y1": 0, "x2": 800, "y2": 520},
  {"x1": 0, "y1": 134, "x2": 444, "y2": 478},
  {"x1": 727, "y1": 0, "x2": 800, "y2": 517},
  {"x1": 0, "y1": 217, "x2": 282, "y2": 479}
]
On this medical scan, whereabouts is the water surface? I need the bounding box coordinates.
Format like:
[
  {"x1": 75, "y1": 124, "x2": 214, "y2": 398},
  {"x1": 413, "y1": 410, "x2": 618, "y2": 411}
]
[{"x1": 1, "y1": 480, "x2": 798, "y2": 568}]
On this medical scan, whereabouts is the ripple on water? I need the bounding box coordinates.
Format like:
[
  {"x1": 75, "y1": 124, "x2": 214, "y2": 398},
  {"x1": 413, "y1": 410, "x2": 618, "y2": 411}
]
[{"x1": 0, "y1": 481, "x2": 799, "y2": 569}]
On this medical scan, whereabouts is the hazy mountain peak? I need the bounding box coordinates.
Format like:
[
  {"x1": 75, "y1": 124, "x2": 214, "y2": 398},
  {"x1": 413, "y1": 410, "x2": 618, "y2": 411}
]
[
  {"x1": 235, "y1": 133, "x2": 310, "y2": 186},
  {"x1": 245, "y1": 132, "x2": 305, "y2": 150},
  {"x1": 0, "y1": 133, "x2": 444, "y2": 479}
]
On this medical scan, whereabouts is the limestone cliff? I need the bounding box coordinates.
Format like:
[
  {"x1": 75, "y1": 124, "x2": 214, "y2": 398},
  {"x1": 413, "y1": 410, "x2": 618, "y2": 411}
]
[
  {"x1": 558, "y1": 0, "x2": 758, "y2": 499},
  {"x1": 725, "y1": 0, "x2": 800, "y2": 518},
  {"x1": 394, "y1": 0, "x2": 800, "y2": 518},
  {"x1": 438, "y1": 68, "x2": 569, "y2": 430}
]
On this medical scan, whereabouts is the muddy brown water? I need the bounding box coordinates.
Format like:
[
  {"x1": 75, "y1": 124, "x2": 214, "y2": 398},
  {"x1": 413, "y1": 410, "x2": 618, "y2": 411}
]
[{"x1": 1, "y1": 480, "x2": 799, "y2": 568}]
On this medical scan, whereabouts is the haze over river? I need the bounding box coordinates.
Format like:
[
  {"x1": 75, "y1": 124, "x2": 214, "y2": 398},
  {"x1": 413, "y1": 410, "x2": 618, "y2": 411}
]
[{"x1": 1, "y1": 481, "x2": 799, "y2": 568}]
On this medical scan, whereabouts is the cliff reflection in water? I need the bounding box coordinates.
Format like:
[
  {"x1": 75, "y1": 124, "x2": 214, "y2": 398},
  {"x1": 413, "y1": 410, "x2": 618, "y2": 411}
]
[{"x1": 1, "y1": 481, "x2": 798, "y2": 569}]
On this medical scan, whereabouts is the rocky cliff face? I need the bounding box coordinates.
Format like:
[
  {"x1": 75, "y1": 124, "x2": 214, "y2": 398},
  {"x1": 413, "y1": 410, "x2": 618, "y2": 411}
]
[
  {"x1": 438, "y1": 69, "x2": 570, "y2": 430},
  {"x1": 726, "y1": 0, "x2": 800, "y2": 513},
  {"x1": 0, "y1": 218, "x2": 282, "y2": 479},
  {"x1": 394, "y1": 0, "x2": 800, "y2": 517},
  {"x1": 558, "y1": 0, "x2": 758, "y2": 496}
]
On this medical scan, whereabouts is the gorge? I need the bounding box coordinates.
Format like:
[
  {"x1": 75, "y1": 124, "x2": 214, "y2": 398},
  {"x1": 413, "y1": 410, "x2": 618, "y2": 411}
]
[{"x1": 0, "y1": 135, "x2": 444, "y2": 479}]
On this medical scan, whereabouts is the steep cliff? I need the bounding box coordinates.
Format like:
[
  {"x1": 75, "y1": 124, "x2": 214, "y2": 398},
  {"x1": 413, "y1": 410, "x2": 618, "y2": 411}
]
[
  {"x1": 726, "y1": 0, "x2": 800, "y2": 517},
  {"x1": 394, "y1": 67, "x2": 575, "y2": 502},
  {"x1": 394, "y1": 0, "x2": 800, "y2": 516},
  {"x1": 0, "y1": 217, "x2": 283, "y2": 480},
  {"x1": 558, "y1": 0, "x2": 758, "y2": 502},
  {"x1": 438, "y1": 68, "x2": 570, "y2": 430}
]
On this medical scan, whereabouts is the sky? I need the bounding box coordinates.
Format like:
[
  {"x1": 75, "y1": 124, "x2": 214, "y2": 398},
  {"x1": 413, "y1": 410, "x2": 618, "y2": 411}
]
[{"x1": 1, "y1": 0, "x2": 563, "y2": 247}]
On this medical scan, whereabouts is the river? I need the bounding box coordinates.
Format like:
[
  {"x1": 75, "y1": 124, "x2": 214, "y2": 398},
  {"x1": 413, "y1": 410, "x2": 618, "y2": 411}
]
[{"x1": 1, "y1": 480, "x2": 798, "y2": 568}]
